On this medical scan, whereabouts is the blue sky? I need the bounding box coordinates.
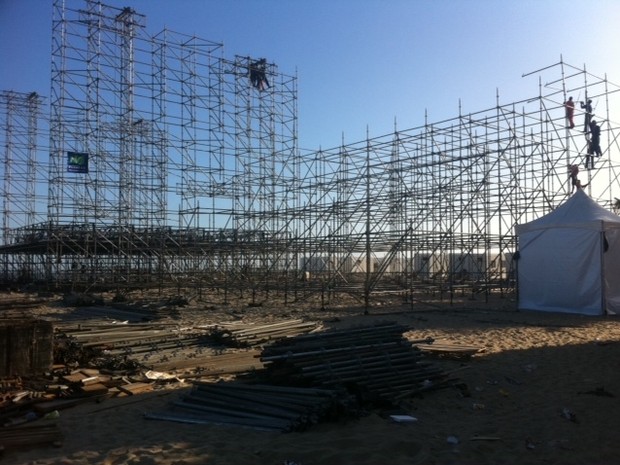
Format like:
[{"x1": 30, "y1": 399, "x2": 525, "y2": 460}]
[{"x1": 1, "y1": 0, "x2": 620, "y2": 151}]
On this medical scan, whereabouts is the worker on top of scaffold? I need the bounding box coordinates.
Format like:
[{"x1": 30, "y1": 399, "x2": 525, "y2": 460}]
[{"x1": 249, "y1": 58, "x2": 270, "y2": 91}]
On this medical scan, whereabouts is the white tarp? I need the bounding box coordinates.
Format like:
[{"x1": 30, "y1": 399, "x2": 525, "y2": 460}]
[{"x1": 516, "y1": 190, "x2": 620, "y2": 315}]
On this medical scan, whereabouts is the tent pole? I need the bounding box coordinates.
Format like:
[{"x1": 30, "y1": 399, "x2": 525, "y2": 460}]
[{"x1": 600, "y1": 224, "x2": 607, "y2": 315}]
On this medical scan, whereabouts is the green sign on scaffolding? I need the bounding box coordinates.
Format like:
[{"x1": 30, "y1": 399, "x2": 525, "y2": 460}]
[{"x1": 67, "y1": 151, "x2": 89, "y2": 173}]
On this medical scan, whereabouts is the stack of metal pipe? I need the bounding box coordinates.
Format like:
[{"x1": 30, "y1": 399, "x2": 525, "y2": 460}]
[
  {"x1": 205, "y1": 319, "x2": 321, "y2": 347},
  {"x1": 260, "y1": 322, "x2": 443, "y2": 404},
  {"x1": 146, "y1": 382, "x2": 346, "y2": 432},
  {"x1": 54, "y1": 322, "x2": 263, "y2": 375}
]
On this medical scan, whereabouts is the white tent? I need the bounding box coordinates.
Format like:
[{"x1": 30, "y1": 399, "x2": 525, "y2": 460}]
[{"x1": 515, "y1": 189, "x2": 620, "y2": 315}]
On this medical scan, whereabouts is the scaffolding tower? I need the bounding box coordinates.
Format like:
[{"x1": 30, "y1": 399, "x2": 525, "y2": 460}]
[
  {"x1": 0, "y1": 90, "x2": 46, "y2": 284},
  {"x1": 2, "y1": 0, "x2": 620, "y2": 309}
]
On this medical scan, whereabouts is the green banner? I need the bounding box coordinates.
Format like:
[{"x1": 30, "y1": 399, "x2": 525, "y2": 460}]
[{"x1": 67, "y1": 151, "x2": 89, "y2": 173}]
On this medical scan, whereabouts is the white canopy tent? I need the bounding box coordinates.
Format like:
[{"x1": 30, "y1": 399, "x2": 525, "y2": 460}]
[{"x1": 515, "y1": 189, "x2": 620, "y2": 315}]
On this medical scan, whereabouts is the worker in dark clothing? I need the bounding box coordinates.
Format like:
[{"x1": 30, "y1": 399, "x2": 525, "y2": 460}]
[
  {"x1": 249, "y1": 59, "x2": 269, "y2": 91},
  {"x1": 580, "y1": 99, "x2": 593, "y2": 133},
  {"x1": 585, "y1": 147, "x2": 594, "y2": 170},
  {"x1": 564, "y1": 96, "x2": 575, "y2": 129},
  {"x1": 589, "y1": 120, "x2": 603, "y2": 156},
  {"x1": 584, "y1": 120, "x2": 603, "y2": 169}
]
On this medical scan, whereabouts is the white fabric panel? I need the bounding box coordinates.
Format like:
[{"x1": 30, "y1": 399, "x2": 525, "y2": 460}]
[
  {"x1": 603, "y1": 228, "x2": 620, "y2": 315},
  {"x1": 518, "y1": 227, "x2": 601, "y2": 315}
]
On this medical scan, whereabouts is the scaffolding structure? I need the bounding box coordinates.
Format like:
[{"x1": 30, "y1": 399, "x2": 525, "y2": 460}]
[
  {"x1": 42, "y1": 0, "x2": 298, "y2": 296},
  {"x1": 0, "y1": 90, "x2": 46, "y2": 284},
  {"x1": 2, "y1": 0, "x2": 620, "y2": 308}
]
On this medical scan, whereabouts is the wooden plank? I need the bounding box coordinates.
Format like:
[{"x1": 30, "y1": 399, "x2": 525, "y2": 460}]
[
  {"x1": 118, "y1": 382, "x2": 153, "y2": 396},
  {"x1": 61, "y1": 372, "x2": 88, "y2": 384},
  {"x1": 80, "y1": 382, "x2": 109, "y2": 396},
  {"x1": 79, "y1": 368, "x2": 101, "y2": 377}
]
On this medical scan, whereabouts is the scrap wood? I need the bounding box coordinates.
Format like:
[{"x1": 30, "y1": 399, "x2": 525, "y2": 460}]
[
  {"x1": 117, "y1": 382, "x2": 152, "y2": 396},
  {"x1": 79, "y1": 382, "x2": 109, "y2": 396},
  {"x1": 0, "y1": 377, "x2": 22, "y2": 389},
  {"x1": 62, "y1": 372, "x2": 88, "y2": 384}
]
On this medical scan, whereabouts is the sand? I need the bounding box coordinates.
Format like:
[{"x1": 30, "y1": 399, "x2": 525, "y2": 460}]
[{"x1": 4, "y1": 293, "x2": 620, "y2": 465}]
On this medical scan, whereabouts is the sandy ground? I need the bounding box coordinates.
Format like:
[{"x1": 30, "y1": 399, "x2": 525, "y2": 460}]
[{"x1": 4, "y1": 291, "x2": 620, "y2": 465}]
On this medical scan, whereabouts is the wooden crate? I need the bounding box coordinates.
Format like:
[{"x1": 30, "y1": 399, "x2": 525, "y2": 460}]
[{"x1": 0, "y1": 319, "x2": 53, "y2": 376}]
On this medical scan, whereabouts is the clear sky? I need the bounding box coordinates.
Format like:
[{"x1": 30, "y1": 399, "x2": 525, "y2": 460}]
[{"x1": 1, "y1": 0, "x2": 620, "y2": 151}]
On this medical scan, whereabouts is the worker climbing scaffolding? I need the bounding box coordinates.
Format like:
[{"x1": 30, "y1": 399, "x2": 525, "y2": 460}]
[
  {"x1": 249, "y1": 58, "x2": 270, "y2": 91},
  {"x1": 585, "y1": 119, "x2": 604, "y2": 169},
  {"x1": 564, "y1": 96, "x2": 575, "y2": 129},
  {"x1": 569, "y1": 164, "x2": 588, "y2": 192},
  {"x1": 580, "y1": 99, "x2": 593, "y2": 133}
]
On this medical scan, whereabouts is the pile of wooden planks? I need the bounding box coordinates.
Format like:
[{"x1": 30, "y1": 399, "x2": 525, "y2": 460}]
[{"x1": 0, "y1": 367, "x2": 156, "y2": 422}]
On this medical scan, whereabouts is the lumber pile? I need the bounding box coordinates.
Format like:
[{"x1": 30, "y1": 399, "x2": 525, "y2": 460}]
[{"x1": 0, "y1": 367, "x2": 157, "y2": 422}]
